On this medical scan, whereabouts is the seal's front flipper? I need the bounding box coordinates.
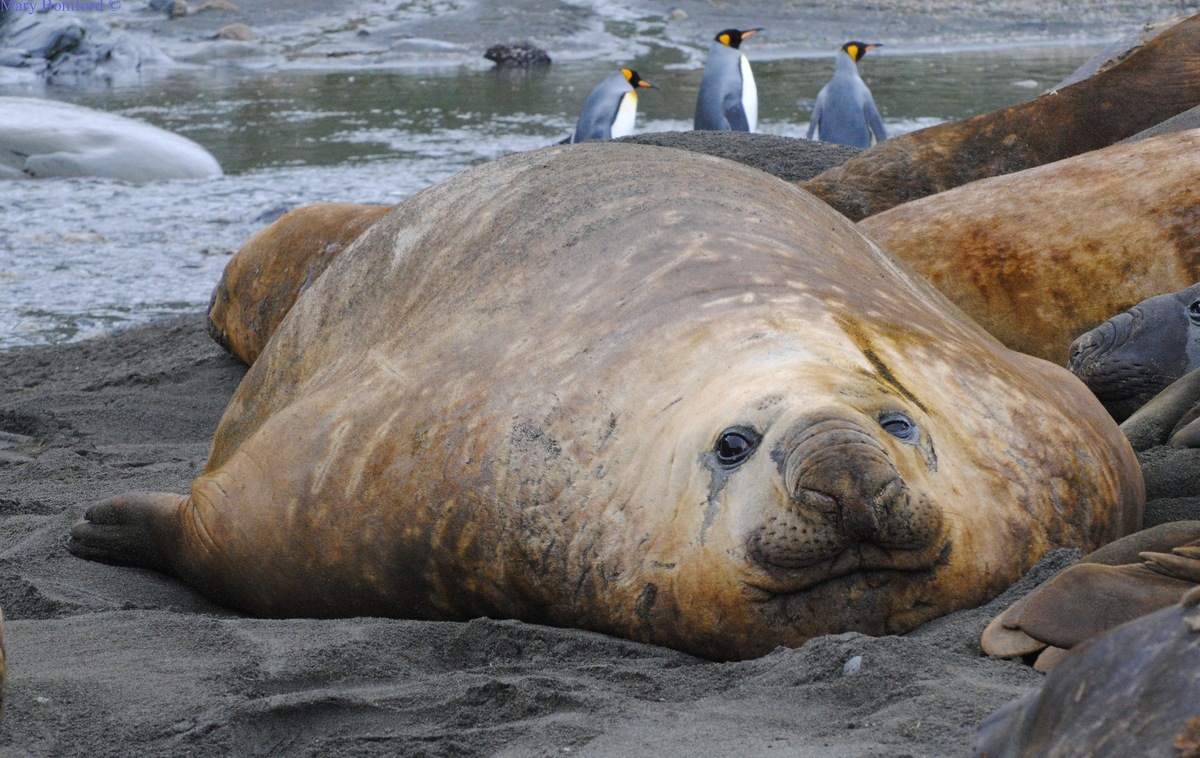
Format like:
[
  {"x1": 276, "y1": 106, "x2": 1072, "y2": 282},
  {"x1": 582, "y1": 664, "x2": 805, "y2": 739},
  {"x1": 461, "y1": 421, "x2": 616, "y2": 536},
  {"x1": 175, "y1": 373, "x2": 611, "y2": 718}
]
[
  {"x1": 1121, "y1": 367, "x2": 1200, "y2": 451},
  {"x1": 68, "y1": 492, "x2": 187, "y2": 575}
]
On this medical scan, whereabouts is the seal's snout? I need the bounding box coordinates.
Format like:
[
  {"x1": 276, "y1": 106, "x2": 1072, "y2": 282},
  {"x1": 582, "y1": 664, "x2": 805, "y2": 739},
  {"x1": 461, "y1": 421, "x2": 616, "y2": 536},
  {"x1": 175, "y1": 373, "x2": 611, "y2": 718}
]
[
  {"x1": 751, "y1": 413, "x2": 943, "y2": 572},
  {"x1": 1068, "y1": 312, "x2": 1129, "y2": 376},
  {"x1": 1069, "y1": 307, "x2": 1186, "y2": 422},
  {"x1": 782, "y1": 417, "x2": 898, "y2": 539},
  {"x1": 1067, "y1": 328, "x2": 1101, "y2": 373}
]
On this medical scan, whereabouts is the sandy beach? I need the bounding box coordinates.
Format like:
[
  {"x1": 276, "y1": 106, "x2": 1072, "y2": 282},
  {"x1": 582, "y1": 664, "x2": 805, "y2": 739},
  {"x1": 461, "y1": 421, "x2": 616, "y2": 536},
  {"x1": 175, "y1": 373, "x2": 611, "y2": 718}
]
[{"x1": 4, "y1": 2, "x2": 1200, "y2": 755}]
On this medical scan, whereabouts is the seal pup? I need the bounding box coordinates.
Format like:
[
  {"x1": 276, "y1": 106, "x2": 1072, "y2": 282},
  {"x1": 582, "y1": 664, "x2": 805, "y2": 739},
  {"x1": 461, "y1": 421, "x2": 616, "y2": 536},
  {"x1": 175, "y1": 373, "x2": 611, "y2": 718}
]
[
  {"x1": 70, "y1": 143, "x2": 1142, "y2": 661},
  {"x1": 801, "y1": 13, "x2": 1200, "y2": 220},
  {"x1": 858, "y1": 129, "x2": 1200, "y2": 366},
  {"x1": 807, "y1": 41, "x2": 887, "y2": 148},
  {"x1": 1068, "y1": 283, "x2": 1200, "y2": 422}
]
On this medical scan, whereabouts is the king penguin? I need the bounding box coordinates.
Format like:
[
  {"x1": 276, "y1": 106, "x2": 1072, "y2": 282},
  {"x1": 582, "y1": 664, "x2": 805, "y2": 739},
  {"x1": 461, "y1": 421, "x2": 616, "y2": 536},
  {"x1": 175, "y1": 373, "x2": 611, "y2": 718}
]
[
  {"x1": 693, "y1": 28, "x2": 761, "y2": 132},
  {"x1": 569, "y1": 68, "x2": 656, "y2": 143},
  {"x1": 807, "y1": 41, "x2": 887, "y2": 147}
]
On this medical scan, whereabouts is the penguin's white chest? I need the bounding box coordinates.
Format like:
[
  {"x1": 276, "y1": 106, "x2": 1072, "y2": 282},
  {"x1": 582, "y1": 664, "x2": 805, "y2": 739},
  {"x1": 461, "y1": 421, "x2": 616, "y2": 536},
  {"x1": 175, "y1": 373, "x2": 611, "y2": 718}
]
[
  {"x1": 610, "y1": 91, "x2": 639, "y2": 138},
  {"x1": 740, "y1": 54, "x2": 757, "y2": 132}
]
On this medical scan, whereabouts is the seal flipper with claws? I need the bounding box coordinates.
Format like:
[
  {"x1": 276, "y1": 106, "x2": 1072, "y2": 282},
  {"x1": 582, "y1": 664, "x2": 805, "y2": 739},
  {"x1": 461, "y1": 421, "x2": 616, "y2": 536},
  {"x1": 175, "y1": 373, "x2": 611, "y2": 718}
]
[{"x1": 70, "y1": 143, "x2": 1142, "y2": 660}]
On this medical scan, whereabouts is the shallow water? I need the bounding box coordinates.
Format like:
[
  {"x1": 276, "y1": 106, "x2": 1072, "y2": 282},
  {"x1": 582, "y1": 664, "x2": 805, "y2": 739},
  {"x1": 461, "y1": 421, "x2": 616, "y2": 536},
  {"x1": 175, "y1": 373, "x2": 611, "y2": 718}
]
[{"x1": 0, "y1": 45, "x2": 1094, "y2": 349}]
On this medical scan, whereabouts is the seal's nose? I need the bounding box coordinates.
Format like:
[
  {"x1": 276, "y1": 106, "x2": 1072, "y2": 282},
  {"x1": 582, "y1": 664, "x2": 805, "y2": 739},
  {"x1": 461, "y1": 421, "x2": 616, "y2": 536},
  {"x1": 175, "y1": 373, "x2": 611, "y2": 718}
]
[
  {"x1": 764, "y1": 412, "x2": 942, "y2": 560},
  {"x1": 1069, "y1": 312, "x2": 1135, "y2": 375},
  {"x1": 781, "y1": 417, "x2": 897, "y2": 540},
  {"x1": 1067, "y1": 330, "x2": 1099, "y2": 372}
]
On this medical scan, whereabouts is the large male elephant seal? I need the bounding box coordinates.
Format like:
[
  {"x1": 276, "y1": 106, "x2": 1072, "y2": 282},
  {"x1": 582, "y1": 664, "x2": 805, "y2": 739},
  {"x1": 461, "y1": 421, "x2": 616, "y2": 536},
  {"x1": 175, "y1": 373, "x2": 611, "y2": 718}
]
[
  {"x1": 973, "y1": 585, "x2": 1200, "y2": 758},
  {"x1": 68, "y1": 144, "x2": 1142, "y2": 661},
  {"x1": 208, "y1": 202, "x2": 391, "y2": 365},
  {"x1": 1068, "y1": 283, "x2": 1200, "y2": 422},
  {"x1": 801, "y1": 13, "x2": 1200, "y2": 221},
  {"x1": 858, "y1": 129, "x2": 1200, "y2": 366}
]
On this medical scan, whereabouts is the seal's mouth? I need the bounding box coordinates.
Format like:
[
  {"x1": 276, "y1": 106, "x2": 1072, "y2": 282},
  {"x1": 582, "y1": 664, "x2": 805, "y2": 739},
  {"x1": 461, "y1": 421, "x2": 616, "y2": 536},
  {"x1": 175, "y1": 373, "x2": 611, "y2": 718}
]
[{"x1": 741, "y1": 540, "x2": 952, "y2": 601}]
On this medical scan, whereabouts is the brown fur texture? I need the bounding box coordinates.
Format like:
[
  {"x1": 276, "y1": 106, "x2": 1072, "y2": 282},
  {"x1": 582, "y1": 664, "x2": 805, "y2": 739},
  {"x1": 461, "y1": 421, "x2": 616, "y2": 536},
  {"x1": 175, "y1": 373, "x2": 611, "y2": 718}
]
[
  {"x1": 70, "y1": 144, "x2": 1143, "y2": 661},
  {"x1": 207, "y1": 203, "x2": 391, "y2": 364},
  {"x1": 802, "y1": 13, "x2": 1200, "y2": 221},
  {"x1": 858, "y1": 129, "x2": 1200, "y2": 366}
]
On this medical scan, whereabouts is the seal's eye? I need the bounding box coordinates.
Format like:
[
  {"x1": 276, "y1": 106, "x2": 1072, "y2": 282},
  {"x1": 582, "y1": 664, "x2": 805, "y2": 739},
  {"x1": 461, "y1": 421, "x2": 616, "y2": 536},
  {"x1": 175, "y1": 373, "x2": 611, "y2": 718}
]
[
  {"x1": 1188, "y1": 299, "x2": 1200, "y2": 324},
  {"x1": 880, "y1": 412, "x2": 918, "y2": 443},
  {"x1": 714, "y1": 427, "x2": 760, "y2": 467}
]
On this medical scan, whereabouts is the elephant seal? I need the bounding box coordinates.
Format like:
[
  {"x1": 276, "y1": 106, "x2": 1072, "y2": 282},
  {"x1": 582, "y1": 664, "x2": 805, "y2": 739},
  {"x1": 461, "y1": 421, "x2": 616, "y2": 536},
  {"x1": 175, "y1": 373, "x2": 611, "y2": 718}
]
[
  {"x1": 1121, "y1": 367, "x2": 1200, "y2": 451},
  {"x1": 1053, "y1": 13, "x2": 1189, "y2": 89},
  {"x1": 858, "y1": 129, "x2": 1200, "y2": 366},
  {"x1": 208, "y1": 202, "x2": 391, "y2": 365},
  {"x1": 68, "y1": 143, "x2": 1142, "y2": 661},
  {"x1": 208, "y1": 134, "x2": 861, "y2": 365},
  {"x1": 981, "y1": 521, "x2": 1200, "y2": 669},
  {"x1": 0, "y1": 98, "x2": 222, "y2": 181},
  {"x1": 1068, "y1": 283, "x2": 1200, "y2": 422},
  {"x1": 972, "y1": 584, "x2": 1200, "y2": 758},
  {"x1": 801, "y1": 13, "x2": 1200, "y2": 221}
]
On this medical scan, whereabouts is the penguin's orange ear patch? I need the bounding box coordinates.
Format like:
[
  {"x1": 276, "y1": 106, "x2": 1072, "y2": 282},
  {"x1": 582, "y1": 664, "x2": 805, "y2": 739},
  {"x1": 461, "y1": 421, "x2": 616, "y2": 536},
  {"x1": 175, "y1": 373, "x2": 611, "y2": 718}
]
[
  {"x1": 847, "y1": 44, "x2": 860, "y2": 60},
  {"x1": 718, "y1": 33, "x2": 732, "y2": 46}
]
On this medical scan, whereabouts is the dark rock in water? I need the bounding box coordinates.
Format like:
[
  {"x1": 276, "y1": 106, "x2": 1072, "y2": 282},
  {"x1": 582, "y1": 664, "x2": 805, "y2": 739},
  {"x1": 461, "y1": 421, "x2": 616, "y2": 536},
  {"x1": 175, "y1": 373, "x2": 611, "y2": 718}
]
[
  {"x1": 619, "y1": 131, "x2": 861, "y2": 183},
  {"x1": 0, "y1": 9, "x2": 171, "y2": 82},
  {"x1": 484, "y1": 43, "x2": 551, "y2": 68}
]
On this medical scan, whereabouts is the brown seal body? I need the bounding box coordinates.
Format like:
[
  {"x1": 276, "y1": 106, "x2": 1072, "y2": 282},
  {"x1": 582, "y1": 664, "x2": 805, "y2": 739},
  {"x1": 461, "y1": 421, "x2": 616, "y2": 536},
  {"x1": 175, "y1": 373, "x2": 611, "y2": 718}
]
[
  {"x1": 858, "y1": 129, "x2": 1200, "y2": 366},
  {"x1": 69, "y1": 144, "x2": 1143, "y2": 661},
  {"x1": 981, "y1": 522, "x2": 1200, "y2": 669},
  {"x1": 801, "y1": 13, "x2": 1200, "y2": 221},
  {"x1": 207, "y1": 202, "x2": 391, "y2": 364},
  {"x1": 973, "y1": 584, "x2": 1200, "y2": 758}
]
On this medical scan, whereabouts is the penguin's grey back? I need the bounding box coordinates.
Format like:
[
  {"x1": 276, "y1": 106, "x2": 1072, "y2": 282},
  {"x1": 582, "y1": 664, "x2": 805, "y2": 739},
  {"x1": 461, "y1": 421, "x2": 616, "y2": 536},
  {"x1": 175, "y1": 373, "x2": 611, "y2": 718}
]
[
  {"x1": 572, "y1": 71, "x2": 632, "y2": 142},
  {"x1": 808, "y1": 51, "x2": 886, "y2": 148},
  {"x1": 694, "y1": 42, "x2": 746, "y2": 131}
]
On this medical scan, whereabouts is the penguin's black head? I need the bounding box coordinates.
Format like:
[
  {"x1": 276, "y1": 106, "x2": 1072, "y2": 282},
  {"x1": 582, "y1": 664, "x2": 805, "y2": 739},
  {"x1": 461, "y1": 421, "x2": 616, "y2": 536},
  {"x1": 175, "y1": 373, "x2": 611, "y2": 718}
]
[
  {"x1": 841, "y1": 41, "x2": 882, "y2": 62},
  {"x1": 715, "y1": 28, "x2": 762, "y2": 49},
  {"x1": 621, "y1": 68, "x2": 657, "y2": 89}
]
